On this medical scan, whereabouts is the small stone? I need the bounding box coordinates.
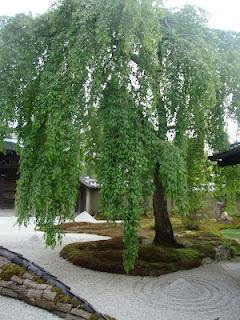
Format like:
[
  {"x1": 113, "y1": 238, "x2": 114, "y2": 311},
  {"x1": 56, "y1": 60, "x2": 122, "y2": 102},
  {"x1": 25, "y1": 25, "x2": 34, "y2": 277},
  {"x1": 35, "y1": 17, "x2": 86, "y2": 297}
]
[
  {"x1": 35, "y1": 298, "x2": 55, "y2": 311},
  {"x1": 0, "y1": 257, "x2": 10, "y2": 267},
  {"x1": 1, "y1": 287, "x2": 19, "y2": 299},
  {"x1": 202, "y1": 257, "x2": 213, "y2": 265},
  {"x1": 56, "y1": 302, "x2": 73, "y2": 313},
  {"x1": 23, "y1": 279, "x2": 38, "y2": 289},
  {"x1": 66, "y1": 314, "x2": 83, "y2": 320},
  {"x1": 71, "y1": 308, "x2": 92, "y2": 319},
  {"x1": 21, "y1": 295, "x2": 35, "y2": 306},
  {"x1": 13, "y1": 285, "x2": 28, "y2": 296},
  {"x1": 8, "y1": 282, "x2": 21, "y2": 292},
  {"x1": 11, "y1": 275, "x2": 23, "y2": 285},
  {"x1": 42, "y1": 289, "x2": 57, "y2": 301},
  {"x1": 27, "y1": 289, "x2": 43, "y2": 299},
  {"x1": 22, "y1": 272, "x2": 34, "y2": 280},
  {"x1": 53, "y1": 310, "x2": 68, "y2": 318},
  {"x1": 35, "y1": 283, "x2": 50, "y2": 290}
]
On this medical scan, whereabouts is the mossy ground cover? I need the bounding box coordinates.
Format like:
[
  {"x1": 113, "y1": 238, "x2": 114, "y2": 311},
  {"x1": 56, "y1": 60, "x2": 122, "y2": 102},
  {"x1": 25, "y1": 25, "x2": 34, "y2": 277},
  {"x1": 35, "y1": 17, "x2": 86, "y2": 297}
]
[
  {"x1": 220, "y1": 229, "x2": 240, "y2": 242},
  {"x1": 0, "y1": 263, "x2": 25, "y2": 281},
  {"x1": 59, "y1": 215, "x2": 240, "y2": 276},
  {"x1": 60, "y1": 237, "x2": 203, "y2": 276}
]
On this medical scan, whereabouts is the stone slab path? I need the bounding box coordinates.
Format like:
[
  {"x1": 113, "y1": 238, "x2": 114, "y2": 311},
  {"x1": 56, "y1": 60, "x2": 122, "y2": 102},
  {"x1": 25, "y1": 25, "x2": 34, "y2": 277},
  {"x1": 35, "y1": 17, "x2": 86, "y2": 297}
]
[{"x1": 1, "y1": 210, "x2": 240, "y2": 320}]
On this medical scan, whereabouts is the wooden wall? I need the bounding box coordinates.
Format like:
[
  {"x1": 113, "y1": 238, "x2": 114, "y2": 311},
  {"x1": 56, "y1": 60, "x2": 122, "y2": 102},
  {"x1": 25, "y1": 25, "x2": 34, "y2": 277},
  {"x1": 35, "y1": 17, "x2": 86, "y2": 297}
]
[{"x1": 0, "y1": 151, "x2": 19, "y2": 208}]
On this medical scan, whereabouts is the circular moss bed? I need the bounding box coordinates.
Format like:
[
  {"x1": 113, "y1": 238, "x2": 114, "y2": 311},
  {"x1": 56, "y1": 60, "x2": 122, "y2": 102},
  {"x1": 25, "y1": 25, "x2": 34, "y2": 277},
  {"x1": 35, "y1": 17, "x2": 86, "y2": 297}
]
[{"x1": 60, "y1": 237, "x2": 203, "y2": 276}]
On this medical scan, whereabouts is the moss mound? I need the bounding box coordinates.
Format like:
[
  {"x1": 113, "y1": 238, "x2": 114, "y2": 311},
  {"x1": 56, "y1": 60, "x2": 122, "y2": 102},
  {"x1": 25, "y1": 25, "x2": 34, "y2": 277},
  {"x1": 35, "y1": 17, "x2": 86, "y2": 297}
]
[
  {"x1": 59, "y1": 216, "x2": 240, "y2": 276},
  {"x1": 60, "y1": 237, "x2": 203, "y2": 276}
]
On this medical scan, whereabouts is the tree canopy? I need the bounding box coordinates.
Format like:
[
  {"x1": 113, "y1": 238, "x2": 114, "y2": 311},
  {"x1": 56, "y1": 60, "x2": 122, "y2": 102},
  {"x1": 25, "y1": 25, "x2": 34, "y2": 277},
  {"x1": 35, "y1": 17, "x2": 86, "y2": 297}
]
[{"x1": 1, "y1": 0, "x2": 240, "y2": 272}]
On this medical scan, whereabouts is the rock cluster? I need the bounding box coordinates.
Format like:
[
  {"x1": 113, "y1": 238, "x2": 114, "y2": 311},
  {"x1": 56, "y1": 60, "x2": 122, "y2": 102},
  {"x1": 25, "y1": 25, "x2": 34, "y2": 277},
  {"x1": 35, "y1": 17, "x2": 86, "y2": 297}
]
[
  {"x1": 214, "y1": 245, "x2": 232, "y2": 261},
  {"x1": 0, "y1": 247, "x2": 113, "y2": 320},
  {"x1": 214, "y1": 202, "x2": 232, "y2": 222}
]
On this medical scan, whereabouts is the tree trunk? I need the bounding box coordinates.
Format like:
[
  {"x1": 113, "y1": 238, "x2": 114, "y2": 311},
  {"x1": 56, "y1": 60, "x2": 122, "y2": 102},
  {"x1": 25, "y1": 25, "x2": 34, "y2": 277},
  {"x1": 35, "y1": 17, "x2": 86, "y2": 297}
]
[{"x1": 153, "y1": 162, "x2": 176, "y2": 246}]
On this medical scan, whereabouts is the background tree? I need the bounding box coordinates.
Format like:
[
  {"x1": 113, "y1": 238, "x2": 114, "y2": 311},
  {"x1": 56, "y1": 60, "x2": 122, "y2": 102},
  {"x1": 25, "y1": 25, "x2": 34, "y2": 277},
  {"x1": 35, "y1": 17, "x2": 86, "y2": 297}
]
[{"x1": 183, "y1": 137, "x2": 209, "y2": 229}]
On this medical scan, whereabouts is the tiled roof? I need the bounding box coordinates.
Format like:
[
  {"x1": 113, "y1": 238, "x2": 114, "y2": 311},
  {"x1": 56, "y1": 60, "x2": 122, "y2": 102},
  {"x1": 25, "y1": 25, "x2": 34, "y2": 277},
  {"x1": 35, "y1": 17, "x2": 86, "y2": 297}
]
[
  {"x1": 80, "y1": 176, "x2": 100, "y2": 189},
  {"x1": 3, "y1": 139, "x2": 17, "y2": 152},
  {"x1": 209, "y1": 142, "x2": 240, "y2": 167}
]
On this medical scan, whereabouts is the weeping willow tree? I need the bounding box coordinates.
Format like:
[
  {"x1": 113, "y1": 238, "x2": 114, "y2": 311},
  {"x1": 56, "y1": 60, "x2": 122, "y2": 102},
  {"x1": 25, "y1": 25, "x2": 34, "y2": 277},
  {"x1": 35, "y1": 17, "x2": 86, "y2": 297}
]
[{"x1": 1, "y1": 1, "x2": 240, "y2": 272}]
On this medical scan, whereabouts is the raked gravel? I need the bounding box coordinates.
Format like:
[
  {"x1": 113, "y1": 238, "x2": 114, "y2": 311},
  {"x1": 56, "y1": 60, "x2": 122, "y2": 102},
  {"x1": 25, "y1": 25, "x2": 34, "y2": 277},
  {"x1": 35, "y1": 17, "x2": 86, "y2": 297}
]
[
  {"x1": 0, "y1": 295, "x2": 59, "y2": 319},
  {"x1": 1, "y1": 210, "x2": 240, "y2": 320}
]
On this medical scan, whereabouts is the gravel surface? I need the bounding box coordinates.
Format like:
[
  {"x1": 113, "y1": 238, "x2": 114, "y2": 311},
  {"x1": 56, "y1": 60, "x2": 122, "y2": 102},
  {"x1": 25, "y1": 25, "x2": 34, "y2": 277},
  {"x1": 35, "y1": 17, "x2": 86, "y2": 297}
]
[
  {"x1": 0, "y1": 295, "x2": 59, "y2": 320},
  {"x1": 1, "y1": 210, "x2": 240, "y2": 320}
]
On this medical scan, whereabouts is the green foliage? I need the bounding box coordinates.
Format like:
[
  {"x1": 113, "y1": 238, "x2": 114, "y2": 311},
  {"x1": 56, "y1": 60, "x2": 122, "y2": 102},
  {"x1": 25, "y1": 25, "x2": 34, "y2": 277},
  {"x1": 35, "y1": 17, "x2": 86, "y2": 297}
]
[
  {"x1": 156, "y1": 141, "x2": 188, "y2": 212},
  {"x1": 213, "y1": 165, "x2": 240, "y2": 215},
  {"x1": 0, "y1": 1, "x2": 240, "y2": 272},
  {"x1": 99, "y1": 76, "x2": 145, "y2": 272},
  {"x1": 183, "y1": 138, "x2": 209, "y2": 229}
]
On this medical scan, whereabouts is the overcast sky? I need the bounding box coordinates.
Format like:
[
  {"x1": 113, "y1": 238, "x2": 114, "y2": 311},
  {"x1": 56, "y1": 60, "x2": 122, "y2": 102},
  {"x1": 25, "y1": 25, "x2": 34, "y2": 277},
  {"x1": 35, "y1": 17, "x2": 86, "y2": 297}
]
[
  {"x1": 0, "y1": 0, "x2": 239, "y2": 141},
  {"x1": 165, "y1": 0, "x2": 240, "y2": 32},
  {"x1": 0, "y1": 0, "x2": 240, "y2": 32}
]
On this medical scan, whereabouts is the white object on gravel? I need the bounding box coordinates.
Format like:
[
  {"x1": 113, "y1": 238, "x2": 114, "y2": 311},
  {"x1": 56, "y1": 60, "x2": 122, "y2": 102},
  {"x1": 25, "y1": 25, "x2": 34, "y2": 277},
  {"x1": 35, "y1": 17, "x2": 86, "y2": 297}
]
[
  {"x1": 74, "y1": 211, "x2": 123, "y2": 224},
  {"x1": 74, "y1": 211, "x2": 97, "y2": 223}
]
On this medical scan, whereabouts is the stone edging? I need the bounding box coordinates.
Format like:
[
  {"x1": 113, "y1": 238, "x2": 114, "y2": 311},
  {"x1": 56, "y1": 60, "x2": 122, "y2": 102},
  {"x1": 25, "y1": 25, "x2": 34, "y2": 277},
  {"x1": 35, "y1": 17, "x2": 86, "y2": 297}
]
[{"x1": 0, "y1": 246, "x2": 113, "y2": 320}]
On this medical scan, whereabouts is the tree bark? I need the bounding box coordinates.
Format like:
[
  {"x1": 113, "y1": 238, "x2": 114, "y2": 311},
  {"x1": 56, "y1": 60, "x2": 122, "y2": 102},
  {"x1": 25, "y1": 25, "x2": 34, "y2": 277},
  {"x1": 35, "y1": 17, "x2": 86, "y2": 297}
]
[{"x1": 153, "y1": 162, "x2": 176, "y2": 246}]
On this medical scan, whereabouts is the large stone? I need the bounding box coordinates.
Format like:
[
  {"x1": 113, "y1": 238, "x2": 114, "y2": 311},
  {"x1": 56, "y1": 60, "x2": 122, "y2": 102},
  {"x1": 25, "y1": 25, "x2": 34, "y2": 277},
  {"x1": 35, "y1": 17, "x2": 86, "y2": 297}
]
[
  {"x1": 71, "y1": 308, "x2": 92, "y2": 319},
  {"x1": 42, "y1": 289, "x2": 57, "y2": 301},
  {"x1": 27, "y1": 289, "x2": 43, "y2": 299},
  {"x1": 11, "y1": 275, "x2": 24, "y2": 285},
  {"x1": 56, "y1": 302, "x2": 73, "y2": 313},
  {"x1": 1, "y1": 287, "x2": 19, "y2": 299}
]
